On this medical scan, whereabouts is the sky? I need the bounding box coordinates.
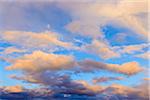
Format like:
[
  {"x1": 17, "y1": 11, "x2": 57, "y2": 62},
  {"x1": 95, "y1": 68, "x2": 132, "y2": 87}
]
[{"x1": 0, "y1": 0, "x2": 149, "y2": 99}]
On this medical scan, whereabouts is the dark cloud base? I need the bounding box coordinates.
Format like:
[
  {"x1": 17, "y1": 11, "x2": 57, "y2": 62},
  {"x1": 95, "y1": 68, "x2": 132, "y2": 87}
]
[{"x1": 0, "y1": 92, "x2": 148, "y2": 100}]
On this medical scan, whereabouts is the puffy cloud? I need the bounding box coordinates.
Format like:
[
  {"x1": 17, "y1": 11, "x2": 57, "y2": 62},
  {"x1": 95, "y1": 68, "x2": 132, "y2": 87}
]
[
  {"x1": 0, "y1": 31, "x2": 74, "y2": 50},
  {"x1": 5, "y1": 50, "x2": 143, "y2": 76},
  {"x1": 5, "y1": 50, "x2": 143, "y2": 92},
  {"x1": 4, "y1": 85, "x2": 24, "y2": 93},
  {"x1": 75, "y1": 80, "x2": 105, "y2": 93},
  {"x1": 81, "y1": 39, "x2": 149, "y2": 59},
  {"x1": 6, "y1": 51, "x2": 75, "y2": 72},
  {"x1": 108, "y1": 62, "x2": 143, "y2": 76},
  {"x1": 9, "y1": 72, "x2": 104, "y2": 96},
  {"x1": 0, "y1": 1, "x2": 148, "y2": 99},
  {"x1": 81, "y1": 39, "x2": 120, "y2": 59},
  {"x1": 104, "y1": 82, "x2": 149, "y2": 100},
  {"x1": 1, "y1": 80, "x2": 148, "y2": 99},
  {"x1": 79, "y1": 59, "x2": 143, "y2": 76},
  {"x1": 0, "y1": 82, "x2": 148, "y2": 99},
  {"x1": 6, "y1": 55, "x2": 142, "y2": 96},
  {"x1": 92, "y1": 76, "x2": 123, "y2": 84},
  {"x1": 58, "y1": 0, "x2": 148, "y2": 38},
  {"x1": 108, "y1": 84, "x2": 137, "y2": 95}
]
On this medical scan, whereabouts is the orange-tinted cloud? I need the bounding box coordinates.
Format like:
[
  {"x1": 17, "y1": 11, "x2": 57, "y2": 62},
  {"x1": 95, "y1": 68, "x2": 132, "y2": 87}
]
[
  {"x1": 6, "y1": 51, "x2": 75, "y2": 72},
  {"x1": 1, "y1": 31, "x2": 73, "y2": 49},
  {"x1": 75, "y1": 80, "x2": 105, "y2": 93},
  {"x1": 143, "y1": 78, "x2": 150, "y2": 81},
  {"x1": 108, "y1": 61, "x2": 143, "y2": 76},
  {"x1": 4, "y1": 85, "x2": 24, "y2": 93}
]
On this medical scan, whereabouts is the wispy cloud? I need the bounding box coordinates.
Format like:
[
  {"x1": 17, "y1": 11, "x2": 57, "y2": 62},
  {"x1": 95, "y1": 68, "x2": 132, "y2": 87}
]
[
  {"x1": 58, "y1": 0, "x2": 148, "y2": 38},
  {"x1": 1, "y1": 31, "x2": 74, "y2": 50},
  {"x1": 92, "y1": 76, "x2": 123, "y2": 84},
  {"x1": 81, "y1": 39, "x2": 149, "y2": 59},
  {"x1": 134, "y1": 51, "x2": 150, "y2": 59}
]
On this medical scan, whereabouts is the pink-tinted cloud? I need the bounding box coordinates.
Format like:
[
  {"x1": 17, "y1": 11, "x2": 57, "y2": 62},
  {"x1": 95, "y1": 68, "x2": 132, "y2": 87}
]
[
  {"x1": 79, "y1": 59, "x2": 143, "y2": 76},
  {"x1": 119, "y1": 43, "x2": 149, "y2": 54},
  {"x1": 81, "y1": 39, "x2": 120, "y2": 59},
  {"x1": 1, "y1": 47, "x2": 26, "y2": 55},
  {"x1": 92, "y1": 76, "x2": 123, "y2": 84}
]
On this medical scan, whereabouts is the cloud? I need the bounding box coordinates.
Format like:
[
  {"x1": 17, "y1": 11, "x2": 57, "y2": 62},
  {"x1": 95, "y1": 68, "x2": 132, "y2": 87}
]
[
  {"x1": 112, "y1": 33, "x2": 128, "y2": 43},
  {"x1": 81, "y1": 39, "x2": 120, "y2": 59},
  {"x1": 119, "y1": 43, "x2": 149, "y2": 54},
  {"x1": 1, "y1": 80, "x2": 148, "y2": 99},
  {"x1": 105, "y1": 84, "x2": 136, "y2": 95},
  {"x1": 92, "y1": 76, "x2": 123, "y2": 84},
  {"x1": 9, "y1": 72, "x2": 104, "y2": 96},
  {"x1": 5, "y1": 52, "x2": 142, "y2": 96},
  {"x1": 0, "y1": 31, "x2": 74, "y2": 50},
  {"x1": 0, "y1": 1, "x2": 148, "y2": 99},
  {"x1": 75, "y1": 80, "x2": 105, "y2": 93},
  {"x1": 58, "y1": 0, "x2": 148, "y2": 38},
  {"x1": 4, "y1": 85, "x2": 24, "y2": 93},
  {"x1": 5, "y1": 50, "x2": 143, "y2": 94},
  {"x1": 134, "y1": 52, "x2": 150, "y2": 59},
  {"x1": 1, "y1": 47, "x2": 26, "y2": 55},
  {"x1": 6, "y1": 51, "x2": 75, "y2": 72},
  {"x1": 65, "y1": 20, "x2": 103, "y2": 38},
  {"x1": 108, "y1": 61, "x2": 143, "y2": 76},
  {"x1": 103, "y1": 83, "x2": 149, "y2": 100},
  {"x1": 79, "y1": 59, "x2": 143, "y2": 76},
  {"x1": 5, "y1": 50, "x2": 143, "y2": 76},
  {"x1": 81, "y1": 39, "x2": 149, "y2": 59},
  {"x1": 9, "y1": 74, "x2": 38, "y2": 83},
  {"x1": 143, "y1": 78, "x2": 150, "y2": 81}
]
